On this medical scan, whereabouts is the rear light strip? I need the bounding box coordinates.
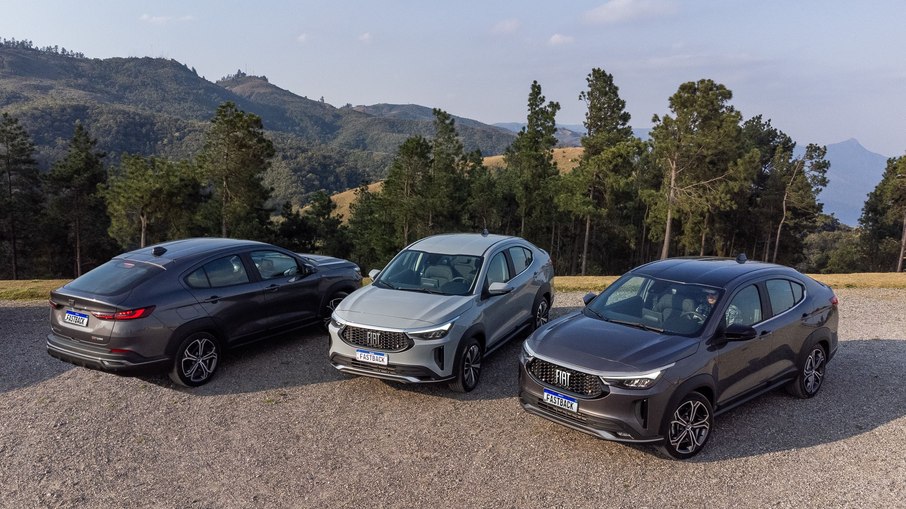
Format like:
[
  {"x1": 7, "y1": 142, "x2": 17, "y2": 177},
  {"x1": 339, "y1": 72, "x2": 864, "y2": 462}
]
[{"x1": 90, "y1": 306, "x2": 156, "y2": 321}]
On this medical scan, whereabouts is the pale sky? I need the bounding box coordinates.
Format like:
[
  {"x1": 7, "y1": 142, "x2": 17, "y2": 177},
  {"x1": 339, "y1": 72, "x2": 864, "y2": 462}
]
[{"x1": 1, "y1": 0, "x2": 904, "y2": 156}]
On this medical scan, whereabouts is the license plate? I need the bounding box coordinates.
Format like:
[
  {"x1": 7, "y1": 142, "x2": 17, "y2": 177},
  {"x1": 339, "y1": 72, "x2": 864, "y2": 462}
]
[
  {"x1": 63, "y1": 310, "x2": 89, "y2": 327},
  {"x1": 543, "y1": 389, "x2": 578, "y2": 412},
  {"x1": 355, "y1": 349, "x2": 388, "y2": 366}
]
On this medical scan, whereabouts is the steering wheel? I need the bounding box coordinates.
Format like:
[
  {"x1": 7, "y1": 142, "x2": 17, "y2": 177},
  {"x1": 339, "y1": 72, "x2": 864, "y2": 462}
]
[
  {"x1": 680, "y1": 311, "x2": 706, "y2": 324},
  {"x1": 450, "y1": 277, "x2": 465, "y2": 283}
]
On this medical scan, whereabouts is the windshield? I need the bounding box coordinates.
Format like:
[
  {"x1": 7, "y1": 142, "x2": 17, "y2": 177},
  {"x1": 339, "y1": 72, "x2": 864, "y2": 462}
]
[
  {"x1": 374, "y1": 250, "x2": 482, "y2": 296},
  {"x1": 585, "y1": 274, "x2": 723, "y2": 336}
]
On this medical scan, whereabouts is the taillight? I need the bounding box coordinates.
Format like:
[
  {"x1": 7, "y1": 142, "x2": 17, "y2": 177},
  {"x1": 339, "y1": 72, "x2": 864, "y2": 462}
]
[
  {"x1": 830, "y1": 295, "x2": 838, "y2": 307},
  {"x1": 91, "y1": 306, "x2": 156, "y2": 320},
  {"x1": 49, "y1": 299, "x2": 62, "y2": 309}
]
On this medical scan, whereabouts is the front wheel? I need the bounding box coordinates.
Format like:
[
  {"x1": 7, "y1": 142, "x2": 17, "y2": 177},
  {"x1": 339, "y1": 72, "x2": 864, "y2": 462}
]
[
  {"x1": 786, "y1": 343, "x2": 827, "y2": 398},
  {"x1": 449, "y1": 337, "x2": 483, "y2": 393},
  {"x1": 658, "y1": 391, "x2": 713, "y2": 460},
  {"x1": 169, "y1": 332, "x2": 220, "y2": 387},
  {"x1": 321, "y1": 291, "x2": 349, "y2": 330}
]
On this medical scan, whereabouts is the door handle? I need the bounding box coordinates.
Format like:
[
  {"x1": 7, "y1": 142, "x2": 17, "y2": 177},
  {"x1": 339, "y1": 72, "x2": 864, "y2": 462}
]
[
  {"x1": 203, "y1": 296, "x2": 220, "y2": 304},
  {"x1": 758, "y1": 329, "x2": 771, "y2": 337},
  {"x1": 266, "y1": 284, "x2": 280, "y2": 293}
]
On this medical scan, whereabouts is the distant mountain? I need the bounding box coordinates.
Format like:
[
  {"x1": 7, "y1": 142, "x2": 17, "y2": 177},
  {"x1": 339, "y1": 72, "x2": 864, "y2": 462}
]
[
  {"x1": 0, "y1": 46, "x2": 514, "y2": 202},
  {"x1": 820, "y1": 139, "x2": 889, "y2": 226}
]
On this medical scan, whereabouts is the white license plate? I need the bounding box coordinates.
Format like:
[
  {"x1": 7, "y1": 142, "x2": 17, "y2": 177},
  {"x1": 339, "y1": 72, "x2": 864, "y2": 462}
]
[
  {"x1": 63, "y1": 310, "x2": 89, "y2": 327},
  {"x1": 355, "y1": 349, "x2": 388, "y2": 366},
  {"x1": 543, "y1": 389, "x2": 578, "y2": 412}
]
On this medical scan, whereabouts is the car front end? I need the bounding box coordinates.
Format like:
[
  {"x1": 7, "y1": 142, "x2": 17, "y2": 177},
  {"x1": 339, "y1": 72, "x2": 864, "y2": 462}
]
[{"x1": 327, "y1": 285, "x2": 474, "y2": 383}]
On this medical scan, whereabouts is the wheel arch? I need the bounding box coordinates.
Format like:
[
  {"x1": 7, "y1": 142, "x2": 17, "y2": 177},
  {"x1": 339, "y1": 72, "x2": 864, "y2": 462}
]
[{"x1": 165, "y1": 317, "x2": 222, "y2": 356}]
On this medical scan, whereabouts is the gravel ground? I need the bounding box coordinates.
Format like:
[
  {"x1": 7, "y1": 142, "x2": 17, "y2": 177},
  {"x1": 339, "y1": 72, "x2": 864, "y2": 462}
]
[{"x1": 1, "y1": 289, "x2": 904, "y2": 508}]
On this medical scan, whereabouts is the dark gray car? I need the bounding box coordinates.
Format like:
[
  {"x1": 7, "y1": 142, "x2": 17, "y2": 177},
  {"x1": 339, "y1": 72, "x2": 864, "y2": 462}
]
[
  {"x1": 47, "y1": 238, "x2": 361, "y2": 386},
  {"x1": 519, "y1": 256, "x2": 839, "y2": 459}
]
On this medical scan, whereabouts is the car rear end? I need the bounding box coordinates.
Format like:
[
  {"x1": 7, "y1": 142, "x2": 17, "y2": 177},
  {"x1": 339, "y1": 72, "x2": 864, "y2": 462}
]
[{"x1": 47, "y1": 257, "x2": 175, "y2": 374}]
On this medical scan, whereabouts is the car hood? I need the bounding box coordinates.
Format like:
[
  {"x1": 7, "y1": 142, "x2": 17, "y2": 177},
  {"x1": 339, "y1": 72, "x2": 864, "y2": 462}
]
[
  {"x1": 334, "y1": 285, "x2": 473, "y2": 329},
  {"x1": 526, "y1": 311, "x2": 700, "y2": 374}
]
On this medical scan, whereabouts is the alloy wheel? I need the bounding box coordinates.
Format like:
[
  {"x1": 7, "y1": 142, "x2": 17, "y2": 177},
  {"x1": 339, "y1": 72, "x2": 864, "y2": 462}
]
[
  {"x1": 534, "y1": 299, "x2": 550, "y2": 329},
  {"x1": 667, "y1": 399, "x2": 711, "y2": 456},
  {"x1": 803, "y1": 347, "x2": 826, "y2": 395},
  {"x1": 462, "y1": 344, "x2": 482, "y2": 390},
  {"x1": 180, "y1": 336, "x2": 218, "y2": 384}
]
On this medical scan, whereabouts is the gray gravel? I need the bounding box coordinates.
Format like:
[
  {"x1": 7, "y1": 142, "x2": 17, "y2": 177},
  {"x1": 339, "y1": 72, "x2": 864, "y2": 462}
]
[{"x1": 1, "y1": 289, "x2": 904, "y2": 508}]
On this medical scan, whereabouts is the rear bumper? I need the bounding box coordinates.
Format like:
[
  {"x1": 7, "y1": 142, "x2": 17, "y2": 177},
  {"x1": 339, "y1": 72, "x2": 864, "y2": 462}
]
[{"x1": 47, "y1": 333, "x2": 171, "y2": 375}]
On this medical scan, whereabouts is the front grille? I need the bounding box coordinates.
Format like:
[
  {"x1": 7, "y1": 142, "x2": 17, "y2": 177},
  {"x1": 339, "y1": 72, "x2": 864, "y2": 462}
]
[
  {"x1": 342, "y1": 326, "x2": 412, "y2": 352},
  {"x1": 528, "y1": 358, "x2": 604, "y2": 397}
]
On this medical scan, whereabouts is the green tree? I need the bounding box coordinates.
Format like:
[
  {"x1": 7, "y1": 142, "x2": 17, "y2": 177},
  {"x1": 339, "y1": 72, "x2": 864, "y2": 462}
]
[
  {"x1": 563, "y1": 68, "x2": 635, "y2": 274},
  {"x1": 381, "y1": 135, "x2": 432, "y2": 245},
  {"x1": 198, "y1": 101, "x2": 275, "y2": 239},
  {"x1": 346, "y1": 183, "x2": 396, "y2": 273},
  {"x1": 0, "y1": 113, "x2": 42, "y2": 279},
  {"x1": 46, "y1": 123, "x2": 112, "y2": 276},
  {"x1": 104, "y1": 155, "x2": 203, "y2": 249},
  {"x1": 505, "y1": 81, "x2": 560, "y2": 243},
  {"x1": 649, "y1": 79, "x2": 745, "y2": 259},
  {"x1": 425, "y1": 109, "x2": 470, "y2": 231},
  {"x1": 861, "y1": 155, "x2": 906, "y2": 271},
  {"x1": 769, "y1": 144, "x2": 829, "y2": 263}
]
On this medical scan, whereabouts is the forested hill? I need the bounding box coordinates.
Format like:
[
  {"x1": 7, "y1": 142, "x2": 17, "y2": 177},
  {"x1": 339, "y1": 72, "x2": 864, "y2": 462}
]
[{"x1": 0, "y1": 45, "x2": 514, "y2": 171}]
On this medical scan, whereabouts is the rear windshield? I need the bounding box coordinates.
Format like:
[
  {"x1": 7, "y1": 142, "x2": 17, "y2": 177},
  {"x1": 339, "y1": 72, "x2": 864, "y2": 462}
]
[{"x1": 67, "y1": 259, "x2": 163, "y2": 296}]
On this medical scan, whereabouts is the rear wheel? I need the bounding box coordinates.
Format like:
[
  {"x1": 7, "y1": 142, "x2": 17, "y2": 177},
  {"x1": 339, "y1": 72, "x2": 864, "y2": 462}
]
[
  {"x1": 449, "y1": 337, "x2": 482, "y2": 393},
  {"x1": 786, "y1": 343, "x2": 827, "y2": 398},
  {"x1": 169, "y1": 332, "x2": 220, "y2": 387},
  {"x1": 658, "y1": 391, "x2": 713, "y2": 460},
  {"x1": 531, "y1": 294, "x2": 551, "y2": 332}
]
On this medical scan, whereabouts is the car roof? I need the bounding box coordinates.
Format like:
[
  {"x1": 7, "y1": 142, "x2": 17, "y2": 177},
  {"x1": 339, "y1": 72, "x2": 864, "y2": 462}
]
[
  {"x1": 632, "y1": 256, "x2": 797, "y2": 288},
  {"x1": 118, "y1": 238, "x2": 271, "y2": 266},
  {"x1": 408, "y1": 233, "x2": 518, "y2": 256}
]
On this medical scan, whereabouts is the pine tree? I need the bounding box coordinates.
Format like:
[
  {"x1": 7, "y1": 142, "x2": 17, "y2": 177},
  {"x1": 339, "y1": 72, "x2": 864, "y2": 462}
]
[{"x1": 0, "y1": 113, "x2": 42, "y2": 279}]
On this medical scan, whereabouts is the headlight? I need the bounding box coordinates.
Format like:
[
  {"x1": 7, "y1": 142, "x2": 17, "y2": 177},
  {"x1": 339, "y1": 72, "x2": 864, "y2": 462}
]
[
  {"x1": 599, "y1": 363, "x2": 674, "y2": 389},
  {"x1": 406, "y1": 320, "x2": 455, "y2": 340},
  {"x1": 330, "y1": 314, "x2": 346, "y2": 330},
  {"x1": 521, "y1": 341, "x2": 536, "y2": 362}
]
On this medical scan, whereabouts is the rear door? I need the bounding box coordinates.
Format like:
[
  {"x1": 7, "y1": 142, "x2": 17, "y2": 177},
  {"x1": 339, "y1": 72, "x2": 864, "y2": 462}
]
[
  {"x1": 249, "y1": 250, "x2": 321, "y2": 332},
  {"x1": 184, "y1": 253, "x2": 269, "y2": 345},
  {"x1": 760, "y1": 278, "x2": 810, "y2": 380}
]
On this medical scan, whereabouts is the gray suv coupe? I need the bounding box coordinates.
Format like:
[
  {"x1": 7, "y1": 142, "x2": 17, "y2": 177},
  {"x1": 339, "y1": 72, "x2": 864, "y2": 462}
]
[
  {"x1": 519, "y1": 256, "x2": 838, "y2": 459},
  {"x1": 328, "y1": 233, "x2": 554, "y2": 392},
  {"x1": 48, "y1": 238, "x2": 361, "y2": 386}
]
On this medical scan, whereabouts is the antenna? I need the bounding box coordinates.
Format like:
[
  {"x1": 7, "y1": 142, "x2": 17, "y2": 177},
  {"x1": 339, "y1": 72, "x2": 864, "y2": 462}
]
[{"x1": 735, "y1": 253, "x2": 747, "y2": 264}]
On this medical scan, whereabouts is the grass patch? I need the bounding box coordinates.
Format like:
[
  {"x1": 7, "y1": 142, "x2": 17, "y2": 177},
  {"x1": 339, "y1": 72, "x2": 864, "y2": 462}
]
[
  {"x1": 1, "y1": 272, "x2": 903, "y2": 302},
  {"x1": 0, "y1": 279, "x2": 69, "y2": 301}
]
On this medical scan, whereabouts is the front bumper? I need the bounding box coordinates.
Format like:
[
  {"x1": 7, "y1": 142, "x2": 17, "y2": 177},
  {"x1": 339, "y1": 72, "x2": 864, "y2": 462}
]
[
  {"x1": 518, "y1": 356, "x2": 668, "y2": 444},
  {"x1": 47, "y1": 332, "x2": 171, "y2": 375},
  {"x1": 327, "y1": 321, "x2": 459, "y2": 383}
]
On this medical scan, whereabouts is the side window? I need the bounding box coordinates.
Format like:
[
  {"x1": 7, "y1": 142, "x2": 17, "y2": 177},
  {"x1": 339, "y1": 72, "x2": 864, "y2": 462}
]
[
  {"x1": 791, "y1": 281, "x2": 804, "y2": 303},
  {"x1": 725, "y1": 285, "x2": 762, "y2": 327},
  {"x1": 251, "y1": 251, "x2": 299, "y2": 280},
  {"x1": 508, "y1": 246, "x2": 532, "y2": 274},
  {"x1": 485, "y1": 252, "x2": 511, "y2": 285},
  {"x1": 197, "y1": 255, "x2": 250, "y2": 288},
  {"x1": 766, "y1": 279, "x2": 798, "y2": 315},
  {"x1": 185, "y1": 267, "x2": 210, "y2": 289},
  {"x1": 605, "y1": 276, "x2": 645, "y2": 306}
]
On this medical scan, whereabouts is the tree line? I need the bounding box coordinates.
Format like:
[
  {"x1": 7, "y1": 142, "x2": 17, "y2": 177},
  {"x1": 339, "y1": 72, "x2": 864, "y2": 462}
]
[{"x1": 1, "y1": 68, "x2": 904, "y2": 280}]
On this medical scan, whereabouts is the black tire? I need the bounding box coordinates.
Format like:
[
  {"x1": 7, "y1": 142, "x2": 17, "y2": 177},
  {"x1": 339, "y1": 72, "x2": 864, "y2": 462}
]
[
  {"x1": 449, "y1": 337, "x2": 483, "y2": 393},
  {"x1": 321, "y1": 291, "x2": 349, "y2": 330},
  {"x1": 658, "y1": 391, "x2": 713, "y2": 460},
  {"x1": 169, "y1": 332, "x2": 220, "y2": 387},
  {"x1": 786, "y1": 343, "x2": 827, "y2": 399},
  {"x1": 530, "y1": 294, "x2": 551, "y2": 332}
]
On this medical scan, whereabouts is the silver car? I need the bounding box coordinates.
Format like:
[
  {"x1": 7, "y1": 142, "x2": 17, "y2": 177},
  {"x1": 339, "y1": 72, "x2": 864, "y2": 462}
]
[{"x1": 328, "y1": 233, "x2": 554, "y2": 392}]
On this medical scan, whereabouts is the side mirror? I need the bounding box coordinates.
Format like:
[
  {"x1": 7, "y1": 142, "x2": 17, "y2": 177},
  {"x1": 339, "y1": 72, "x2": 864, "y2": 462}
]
[
  {"x1": 368, "y1": 269, "x2": 381, "y2": 280},
  {"x1": 723, "y1": 323, "x2": 757, "y2": 341},
  {"x1": 582, "y1": 292, "x2": 597, "y2": 306},
  {"x1": 487, "y1": 282, "x2": 514, "y2": 296}
]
